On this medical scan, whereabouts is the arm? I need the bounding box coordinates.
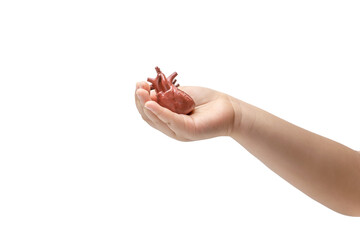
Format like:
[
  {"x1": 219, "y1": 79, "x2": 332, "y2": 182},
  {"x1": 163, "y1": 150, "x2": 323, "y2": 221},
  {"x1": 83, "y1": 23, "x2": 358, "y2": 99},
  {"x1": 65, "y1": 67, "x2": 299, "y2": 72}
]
[
  {"x1": 230, "y1": 98, "x2": 360, "y2": 216},
  {"x1": 135, "y1": 83, "x2": 360, "y2": 216}
]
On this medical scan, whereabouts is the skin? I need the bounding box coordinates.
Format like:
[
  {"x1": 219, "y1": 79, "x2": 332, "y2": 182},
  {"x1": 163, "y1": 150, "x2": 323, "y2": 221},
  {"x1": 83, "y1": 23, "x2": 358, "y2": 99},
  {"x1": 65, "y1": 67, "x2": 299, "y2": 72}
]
[{"x1": 135, "y1": 82, "x2": 360, "y2": 216}]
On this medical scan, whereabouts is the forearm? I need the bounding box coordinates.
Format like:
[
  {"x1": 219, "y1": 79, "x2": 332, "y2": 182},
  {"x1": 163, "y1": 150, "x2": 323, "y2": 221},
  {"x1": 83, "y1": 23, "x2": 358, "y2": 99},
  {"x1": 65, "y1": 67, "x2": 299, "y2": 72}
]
[{"x1": 229, "y1": 97, "x2": 360, "y2": 216}]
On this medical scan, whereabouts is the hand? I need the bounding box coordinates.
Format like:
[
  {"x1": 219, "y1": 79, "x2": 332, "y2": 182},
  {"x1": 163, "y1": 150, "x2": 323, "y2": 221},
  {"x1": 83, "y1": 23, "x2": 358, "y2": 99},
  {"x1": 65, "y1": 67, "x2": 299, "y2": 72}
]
[{"x1": 135, "y1": 82, "x2": 237, "y2": 141}]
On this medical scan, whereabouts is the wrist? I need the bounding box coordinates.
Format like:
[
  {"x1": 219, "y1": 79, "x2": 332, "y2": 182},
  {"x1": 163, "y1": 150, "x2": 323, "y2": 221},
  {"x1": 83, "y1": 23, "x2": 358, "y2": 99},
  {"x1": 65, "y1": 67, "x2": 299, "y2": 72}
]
[{"x1": 228, "y1": 97, "x2": 255, "y2": 141}]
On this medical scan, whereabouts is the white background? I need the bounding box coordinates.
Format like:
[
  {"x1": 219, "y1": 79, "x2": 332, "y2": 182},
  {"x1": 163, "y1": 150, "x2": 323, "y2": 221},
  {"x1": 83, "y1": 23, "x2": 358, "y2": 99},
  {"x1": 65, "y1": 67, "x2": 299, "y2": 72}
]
[{"x1": 0, "y1": 0, "x2": 359, "y2": 239}]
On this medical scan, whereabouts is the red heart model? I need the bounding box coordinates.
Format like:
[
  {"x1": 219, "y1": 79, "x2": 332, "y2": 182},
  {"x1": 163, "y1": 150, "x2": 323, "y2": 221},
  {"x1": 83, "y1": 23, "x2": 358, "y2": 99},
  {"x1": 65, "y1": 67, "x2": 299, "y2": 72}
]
[{"x1": 147, "y1": 66, "x2": 195, "y2": 115}]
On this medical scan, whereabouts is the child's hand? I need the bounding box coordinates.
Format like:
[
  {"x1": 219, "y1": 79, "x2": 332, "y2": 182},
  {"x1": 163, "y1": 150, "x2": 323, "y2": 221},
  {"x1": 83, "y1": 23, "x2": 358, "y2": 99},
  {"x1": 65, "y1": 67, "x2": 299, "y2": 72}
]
[
  {"x1": 136, "y1": 80, "x2": 360, "y2": 216},
  {"x1": 135, "y1": 82, "x2": 237, "y2": 141}
]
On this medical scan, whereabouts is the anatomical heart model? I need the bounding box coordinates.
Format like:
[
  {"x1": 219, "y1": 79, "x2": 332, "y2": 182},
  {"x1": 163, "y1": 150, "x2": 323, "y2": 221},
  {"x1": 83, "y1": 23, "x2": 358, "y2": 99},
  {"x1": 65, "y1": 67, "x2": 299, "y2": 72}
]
[{"x1": 147, "y1": 67, "x2": 195, "y2": 115}]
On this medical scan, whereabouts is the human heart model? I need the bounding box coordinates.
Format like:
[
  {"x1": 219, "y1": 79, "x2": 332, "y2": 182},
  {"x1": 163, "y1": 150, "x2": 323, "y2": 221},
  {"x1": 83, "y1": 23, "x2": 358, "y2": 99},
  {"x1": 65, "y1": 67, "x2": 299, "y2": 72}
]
[{"x1": 147, "y1": 66, "x2": 195, "y2": 115}]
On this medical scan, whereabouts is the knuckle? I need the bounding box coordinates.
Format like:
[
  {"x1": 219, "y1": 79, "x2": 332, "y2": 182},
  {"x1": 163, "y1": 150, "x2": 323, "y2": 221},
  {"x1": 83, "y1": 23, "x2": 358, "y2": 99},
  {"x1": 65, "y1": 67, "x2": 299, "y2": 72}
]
[{"x1": 165, "y1": 120, "x2": 172, "y2": 126}]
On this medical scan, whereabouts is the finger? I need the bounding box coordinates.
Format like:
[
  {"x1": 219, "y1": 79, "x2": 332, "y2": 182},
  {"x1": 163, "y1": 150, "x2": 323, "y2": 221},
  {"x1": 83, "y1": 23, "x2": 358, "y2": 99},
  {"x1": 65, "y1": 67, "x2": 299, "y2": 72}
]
[
  {"x1": 150, "y1": 90, "x2": 157, "y2": 101},
  {"x1": 144, "y1": 100, "x2": 193, "y2": 138},
  {"x1": 135, "y1": 88, "x2": 152, "y2": 124},
  {"x1": 143, "y1": 107, "x2": 182, "y2": 140},
  {"x1": 136, "y1": 89, "x2": 179, "y2": 139},
  {"x1": 135, "y1": 82, "x2": 151, "y2": 115},
  {"x1": 136, "y1": 81, "x2": 151, "y2": 93},
  {"x1": 136, "y1": 89, "x2": 173, "y2": 136},
  {"x1": 136, "y1": 82, "x2": 192, "y2": 141}
]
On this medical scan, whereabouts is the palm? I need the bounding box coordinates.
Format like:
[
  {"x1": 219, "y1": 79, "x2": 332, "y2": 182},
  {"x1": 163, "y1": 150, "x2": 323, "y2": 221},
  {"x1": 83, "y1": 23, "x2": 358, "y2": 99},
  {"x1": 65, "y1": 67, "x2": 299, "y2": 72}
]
[
  {"x1": 174, "y1": 86, "x2": 235, "y2": 140},
  {"x1": 136, "y1": 82, "x2": 235, "y2": 141}
]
